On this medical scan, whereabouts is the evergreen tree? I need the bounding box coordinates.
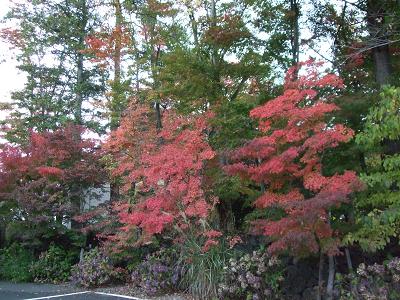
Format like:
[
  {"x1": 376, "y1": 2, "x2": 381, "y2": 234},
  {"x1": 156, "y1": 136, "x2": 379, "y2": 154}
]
[{"x1": 1, "y1": 0, "x2": 106, "y2": 143}]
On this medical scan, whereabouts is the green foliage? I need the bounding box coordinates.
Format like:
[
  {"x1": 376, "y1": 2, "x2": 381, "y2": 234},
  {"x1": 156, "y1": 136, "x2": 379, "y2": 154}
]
[
  {"x1": 4, "y1": 221, "x2": 84, "y2": 252},
  {"x1": 347, "y1": 86, "x2": 400, "y2": 251},
  {"x1": 30, "y1": 244, "x2": 77, "y2": 283},
  {"x1": 0, "y1": 243, "x2": 34, "y2": 282},
  {"x1": 210, "y1": 97, "x2": 257, "y2": 150},
  {"x1": 158, "y1": 48, "x2": 221, "y2": 112},
  {"x1": 2, "y1": 0, "x2": 106, "y2": 142}
]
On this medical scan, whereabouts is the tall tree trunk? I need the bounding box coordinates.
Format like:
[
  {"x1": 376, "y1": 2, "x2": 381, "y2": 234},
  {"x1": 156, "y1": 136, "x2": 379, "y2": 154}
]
[
  {"x1": 367, "y1": 0, "x2": 392, "y2": 86},
  {"x1": 290, "y1": 0, "x2": 300, "y2": 66},
  {"x1": 188, "y1": 9, "x2": 199, "y2": 47},
  {"x1": 155, "y1": 101, "x2": 162, "y2": 130},
  {"x1": 317, "y1": 251, "x2": 324, "y2": 300},
  {"x1": 345, "y1": 247, "x2": 353, "y2": 273},
  {"x1": 75, "y1": 51, "x2": 84, "y2": 125},
  {"x1": 326, "y1": 255, "x2": 335, "y2": 300},
  {"x1": 209, "y1": 0, "x2": 222, "y2": 101},
  {"x1": 210, "y1": 0, "x2": 218, "y2": 67},
  {"x1": 114, "y1": 0, "x2": 122, "y2": 87},
  {"x1": 110, "y1": 0, "x2": 123, "y2": 202},
  {"x1": 72, "y1": 0, "x2": 88, "y2": 231},
  {"x1": 110, "y1": 0, "x2": 123, "y2": 130},
  {"x1": 75, "y1": 0, "x2": 88, "y2": 125}
]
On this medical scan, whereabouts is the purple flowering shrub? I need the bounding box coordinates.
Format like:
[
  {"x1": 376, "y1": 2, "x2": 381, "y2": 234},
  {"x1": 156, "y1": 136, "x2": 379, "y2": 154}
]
[
  {"x1": 70, "y1": 248, "x2": 127, "y2": 287},
  {"x1": 130, "y1": 248, "x2": 180, "y2": 296},
  {"x1": 217, "y1": 250, "x2": 284, "y2": 300},
  {"x1": 336, "y1": 257, "x2": 400, "y2": 299}
]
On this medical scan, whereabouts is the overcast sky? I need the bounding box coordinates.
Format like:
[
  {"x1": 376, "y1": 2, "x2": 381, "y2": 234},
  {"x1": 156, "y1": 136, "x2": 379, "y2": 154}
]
[{"x1": 0, "y1": 0, "x2": 25, "y2": 121}]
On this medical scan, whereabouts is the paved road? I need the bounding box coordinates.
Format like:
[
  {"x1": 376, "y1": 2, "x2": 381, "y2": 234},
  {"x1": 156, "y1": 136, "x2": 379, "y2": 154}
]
[{"x1": 0, "y1": 282, "x2": 147, "y2": 300}]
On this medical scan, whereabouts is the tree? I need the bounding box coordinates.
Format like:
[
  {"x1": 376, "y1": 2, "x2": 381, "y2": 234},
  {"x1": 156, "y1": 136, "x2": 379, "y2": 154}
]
[
  {"x1": 226, "y1": 60, "x2": 361, "y2": 256},
  {"x1": 345, "y1": 87, "x2": 400, "y2": 252},
  {"x1": 104, "y1": 102, "x2": 216, "y2": 247},
  {"x1": 307, "y1": 0, "x2": 400, "y2": 88},
  {"x1": 1, "y1": 0, "x2": 106, "y2": 143},
  {"x1": 225, "y1": 60, "x2": 363, "y2": 299},
  {"x1": 84, "y1": 0, "x2": 134, "y2": 130},
  {"x1": 0, "y1": 124, "x2": 106, "y2": 249}
]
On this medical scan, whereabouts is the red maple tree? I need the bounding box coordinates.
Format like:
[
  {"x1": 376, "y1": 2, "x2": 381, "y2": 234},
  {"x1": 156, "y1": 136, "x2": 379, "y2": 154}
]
[
  {"x1": 226, "y1": 60, "x2": 362, "y2": 256},
  {"x1": 0, "y1": 124, "x2": 105, "y2": 225},
  {"x1": 104, "y1": 102, "x2": 217, "y2": 246}
]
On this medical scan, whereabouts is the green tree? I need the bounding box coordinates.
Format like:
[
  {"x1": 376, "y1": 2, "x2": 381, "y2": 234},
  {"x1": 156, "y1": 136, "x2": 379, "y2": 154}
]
[
  {"x1": 346, "y1": 87, "x2": 400, "y2": 252},
  {"x1": 1, "y1": 0, "x2": 106, "y2": 143}
]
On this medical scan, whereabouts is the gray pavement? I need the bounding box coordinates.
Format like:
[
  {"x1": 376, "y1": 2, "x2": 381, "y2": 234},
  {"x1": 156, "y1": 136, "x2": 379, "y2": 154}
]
[{"x1": 0, "y1": 282, "x2": 146, "y2": 300}]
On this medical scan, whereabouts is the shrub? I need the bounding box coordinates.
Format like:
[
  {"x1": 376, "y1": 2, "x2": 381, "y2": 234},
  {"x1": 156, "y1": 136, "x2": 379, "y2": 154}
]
[
  {"x1": 0, "y1": 243, "x2": 34, "y2": 282},
  {"x1": 130, "y1": 247, "x2": 181, "y2": 296},
  {"x1": 30, "y1": 244, "x2": 77, "y2": 283},
  {"x1": 217, "y1": 250, "x2": 284, "y2": 300},
  {"x1": 70, "y1": 247, "x2": 127, "y2": 287},
  {"x1": 336, "y1": 257, "x2": 400, "y2": 300}
]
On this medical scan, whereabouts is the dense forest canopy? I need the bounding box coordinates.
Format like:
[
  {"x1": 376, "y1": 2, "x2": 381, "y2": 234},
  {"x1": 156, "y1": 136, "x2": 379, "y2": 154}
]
[{"x1": 1, "y1": 0, "x2": 400, "y2": 299}]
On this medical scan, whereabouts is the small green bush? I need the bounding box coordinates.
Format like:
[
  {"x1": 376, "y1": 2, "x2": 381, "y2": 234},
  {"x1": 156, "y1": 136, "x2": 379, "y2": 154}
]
[
  {"x1": 0, "y1": 243, "x2": 34, "y2": 282},
  {"x1": 71, "y1": 247, "x2": 127, "y2": 288},
  {"x1": 30, "y1": 244, "x2": 77, "y2": 283}
]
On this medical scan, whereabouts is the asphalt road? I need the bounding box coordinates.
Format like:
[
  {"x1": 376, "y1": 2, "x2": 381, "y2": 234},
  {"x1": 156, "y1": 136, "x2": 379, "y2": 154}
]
[{"x1": 0, "y1": 282, "x2": 147, "y2": 300}]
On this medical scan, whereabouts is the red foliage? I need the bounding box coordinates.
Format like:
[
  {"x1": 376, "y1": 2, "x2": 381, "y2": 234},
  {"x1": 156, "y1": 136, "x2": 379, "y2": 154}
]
[
  {"x1": 0, "y1": 27, "x2": 24, "y2": 49},
  {"x1": 0, "y1": 124, "x2": 106, "y2": 222},
  {"x1": 84, "y1": 26, "x2": 131, "y2": 67},
  {"x1": 226, "y1": 60, "x2": 363, "y2": 256},
  {"x1": 36, "y1": 166, "x2": 64, "y2": 178},
  {"x1": 105, "y1": 103, "x2": 217, "y2": 245}
]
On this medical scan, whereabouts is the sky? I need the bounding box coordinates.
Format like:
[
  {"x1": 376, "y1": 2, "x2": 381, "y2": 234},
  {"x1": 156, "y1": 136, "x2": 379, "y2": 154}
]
[{"x1": 0, "y1": 0, "x2": 25, "y2": 121}]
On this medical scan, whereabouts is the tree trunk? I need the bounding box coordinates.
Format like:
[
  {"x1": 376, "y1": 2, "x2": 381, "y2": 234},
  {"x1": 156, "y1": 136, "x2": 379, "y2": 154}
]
[
  {"x1": 110, "y1": 0, "x2": 124, "y2": 130},
  {"x1": 367, "y1": 0, "x2": 392, "y2": 86},
  {"x1": 71, "y1": 0, "x2": 88, "y2": 231},
  {"x1": 210, "y1": 0, "x2": 218, "y2": 67},
  {"x1": 0, "y1": 223, "x2": 5, "y2": 249},
  {"x1": 188, "y1": 9, "x2": 199, "y2": 47},
  {"x1": 74, "y1": 0, "x2": 88, "y2": 125},
  {"x1": 317, "y1": 251, "x2": 324, "y2": 300},
  {"x1": 75, "y1": 51, "x2": 84, "y2": 125},
  {"x1": 326, "y1": 255, "x2": 335, "y2": 300},
  {"x1": 345, "y1": 247, "x2": 353, "y2": 273},
  {"x1": 290, "y1": 0, "x2": 300, "y2": 66},
  {"x1": 155, "y1": 101, "x2": 162, "y2": 130},
  {"x1": 372, "y1": 45, "x2": 391, "y2": 86},
  {"x1": 109, "y1": 0, "x2": 123, "y2": 202},
  {"x1": 114, "y1": 0, "x2": 122, "y2": 87}
]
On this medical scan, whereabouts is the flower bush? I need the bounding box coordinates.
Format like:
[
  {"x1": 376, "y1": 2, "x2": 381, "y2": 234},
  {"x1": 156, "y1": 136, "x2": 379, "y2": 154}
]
[
  {"x1": 336, "y1": 257, "x2": 400, "y2": 299},
  {"x1": 70, "y1": 247, "x2": 127, "y2": 287},
  {"x1": 217, "y1": 250, "x2": 284, "y2": 300},
  {"x1": 130, "y1": 247, "x2": 181, "y2": 296},
  {"x1": 30, "y1": 244, "x2": 76, "y2": 283}
]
